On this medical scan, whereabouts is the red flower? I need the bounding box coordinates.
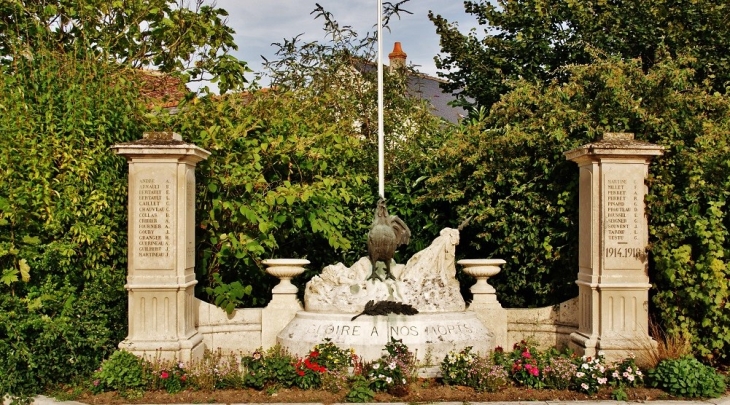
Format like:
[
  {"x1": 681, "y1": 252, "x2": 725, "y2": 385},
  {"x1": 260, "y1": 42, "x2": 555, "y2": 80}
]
[
  {"x1": 297, "y1": 370, "x2": 305, "y2": 376},
  {"x1": 180, "y1": 374, "x2": 187, "y2": 382},
  {"x1": 309, "y1": 350, "x2": 320, "y2": 358},
  {"x1": 160, "y1": 371, "x2": 169, "y2": 379}
]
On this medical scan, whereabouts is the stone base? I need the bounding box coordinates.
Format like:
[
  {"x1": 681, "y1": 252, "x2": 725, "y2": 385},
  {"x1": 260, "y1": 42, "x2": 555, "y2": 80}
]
[
  {"x1": 570, "y1": 331, "x2": 657, "y2": 365},
  {"x1": 119, "y1": 333, "x2": 205, "y2": 363},
  {"x1": 468, "y1": 296, "x2": 507, "y2": 350},
  {"x1": 277, "y1": 311, "x2": 493, "y2": 366}
]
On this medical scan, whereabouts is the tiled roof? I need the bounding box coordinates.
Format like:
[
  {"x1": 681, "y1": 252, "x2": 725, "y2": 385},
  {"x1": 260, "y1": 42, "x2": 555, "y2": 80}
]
[{"x1": 133, "y1": 69, "x2": 189, "y2": 108}]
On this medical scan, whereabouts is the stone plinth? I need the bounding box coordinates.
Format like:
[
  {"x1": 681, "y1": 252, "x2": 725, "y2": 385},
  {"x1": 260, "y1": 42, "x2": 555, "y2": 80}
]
[
  {"x1": 460, "y1": 259, "x2": 508, "y2": 349},
  {"x1": 564, "y1": 132, "x2": 663, "y2": 362},
  {"x1": 261, "y1": 259, "x2": 309, "y2": 349},
  {"x1": 113, "y1": 132, "x2": 210, "y2": 362},
  {"x1": 278, "y1": 311, "x2": 492, "y2": 364}
]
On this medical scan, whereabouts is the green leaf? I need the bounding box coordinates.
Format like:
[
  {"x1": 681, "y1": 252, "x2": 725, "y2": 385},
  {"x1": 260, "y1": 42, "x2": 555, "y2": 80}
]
[
  {"x1": 18, "y1": 259, "x2": 30, "y2": 282},
  {"x1": 1, "y1": 268, "x2": 19, "y2": 286}
]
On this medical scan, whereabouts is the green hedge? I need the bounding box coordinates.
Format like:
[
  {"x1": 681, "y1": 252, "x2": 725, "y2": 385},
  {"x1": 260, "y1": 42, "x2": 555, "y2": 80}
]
[
  {"x1": 0, "y1": 48, "x2": 146, "y2": 398},
  {"x1": 422, "y1": 53, "x2": 730, "y2": 362}
]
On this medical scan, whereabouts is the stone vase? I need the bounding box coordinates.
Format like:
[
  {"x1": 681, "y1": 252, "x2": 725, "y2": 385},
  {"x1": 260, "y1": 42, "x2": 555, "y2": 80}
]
[
  {"x1": 263, "y1": 258, "x2": 309, "y2": 294},
  {"x1": 458, "y1": 258, "x2": 505, "y2": 295}
]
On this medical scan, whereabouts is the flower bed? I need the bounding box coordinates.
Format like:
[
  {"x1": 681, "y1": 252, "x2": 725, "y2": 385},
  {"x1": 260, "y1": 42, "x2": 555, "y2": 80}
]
[{"x1": 78, "y1": 339, "x2": 726, "y2": 403}]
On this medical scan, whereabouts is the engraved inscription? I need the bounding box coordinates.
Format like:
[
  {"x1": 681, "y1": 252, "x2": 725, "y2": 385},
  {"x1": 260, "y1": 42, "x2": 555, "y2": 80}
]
[
  {"x1": 305, "y1": 323, "x2": 476, "y2": 339},
  {"x1": 606, "y1": 179, "x2": 629, "y2": 241},
  {"x1": 604, "y1": 177, "x2": 643, "y2": 261},
  {"x1": 137, "y1": 178, "x2": 171, "y2": 258}
]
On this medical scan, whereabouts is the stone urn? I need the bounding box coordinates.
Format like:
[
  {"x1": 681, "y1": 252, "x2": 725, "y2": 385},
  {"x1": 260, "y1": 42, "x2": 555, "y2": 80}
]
[
  {"x1": 458, "y1": 259, "x2": 506, "y2": 295},
  {"x1": 263, "y1": 258, "x2": 310, "y2": 294}
]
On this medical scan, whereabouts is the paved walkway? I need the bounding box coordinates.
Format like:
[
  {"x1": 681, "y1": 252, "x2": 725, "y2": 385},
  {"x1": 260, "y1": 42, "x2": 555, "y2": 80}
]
[{"x1": 29, "y1": 394, "x2": 730, "y2": 405}]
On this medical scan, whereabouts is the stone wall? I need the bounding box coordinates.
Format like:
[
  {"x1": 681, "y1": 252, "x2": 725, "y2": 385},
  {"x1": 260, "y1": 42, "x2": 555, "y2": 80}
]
[
  {"x1": 505, "y1": 298, "x2": 578, "y2": 351},
  {"x1": 194, "y1": 296, "x2": 579, "y2": 357},
  {"x1": 196, "y1": 300, "x2": 263, "y2": 355}
]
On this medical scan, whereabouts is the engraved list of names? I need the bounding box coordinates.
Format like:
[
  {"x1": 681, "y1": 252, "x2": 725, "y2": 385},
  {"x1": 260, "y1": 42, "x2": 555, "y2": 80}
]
[
  {"x1": 604, "y1": 177, "x2": 643, "y2": 267},
  {"x1": 136, "y1": 177, "x2": 173, "y2": 268}
]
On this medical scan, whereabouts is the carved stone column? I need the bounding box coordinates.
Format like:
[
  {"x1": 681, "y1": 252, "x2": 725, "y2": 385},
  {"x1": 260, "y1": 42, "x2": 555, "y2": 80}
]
[
  {"x1": 564, "y1": 133, "x2": 663, "y2": 362},
  {"x1": 112, "y1": 132, "x2": 210, "y2": 362}
]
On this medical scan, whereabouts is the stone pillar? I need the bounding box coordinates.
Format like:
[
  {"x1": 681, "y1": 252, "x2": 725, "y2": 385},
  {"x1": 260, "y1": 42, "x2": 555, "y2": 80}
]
[
  {"x1": 564, "y1": 133, "x2": 663, "y2": 362},
  {"x1": 261, "y1": 259, "x2": 308, "y2": 349},
  {"x1": 459, "y1": 259, "x2": 508, "y2": 350},
  {"x1": 112, "y1": 132, "x2": 210, "y2": 362}
]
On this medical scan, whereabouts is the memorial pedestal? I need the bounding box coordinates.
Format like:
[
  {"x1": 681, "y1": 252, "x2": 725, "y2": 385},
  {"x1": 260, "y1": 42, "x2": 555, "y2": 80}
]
[
  {"x1": 113, "y1": 132, "x2": 210, "y2": 362},
  {"x1": 277, "y1": 311, "x2": 492, "y2": 365},
  {"x1": 565, "y1": 133, "x2": 663, "y2": 362}
]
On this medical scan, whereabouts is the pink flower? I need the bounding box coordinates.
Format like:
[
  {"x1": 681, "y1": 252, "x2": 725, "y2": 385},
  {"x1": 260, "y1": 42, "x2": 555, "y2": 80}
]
[
  {"x1": 522, "y1": 350, "x2": 531, "y2": 359},
  {"x1": 525, "y1": 364, "x2": 539, "y2": 376},
  {"x1": 160, "y1": 371, "x2": 169, "y2": 379},
  {"x1": 93, "y1": 379, "x2": 100, "y2": 387}
]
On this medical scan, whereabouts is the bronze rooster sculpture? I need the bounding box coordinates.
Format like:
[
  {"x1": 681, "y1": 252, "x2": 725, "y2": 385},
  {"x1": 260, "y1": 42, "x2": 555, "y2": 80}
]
[{"x1": 367, "y1": 198, "x2": 411, "y2": 280}]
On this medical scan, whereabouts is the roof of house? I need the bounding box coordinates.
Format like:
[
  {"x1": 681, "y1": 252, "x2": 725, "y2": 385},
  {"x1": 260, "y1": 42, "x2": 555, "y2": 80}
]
[
  {"x1": 132, "y1": 43, "x2": 468, "y2": 124},
  {"x1": 133, "y1": 69, "x2": 189, "y2": 109},
  {"x1": 372, "y1": 42, "x2": 468, "y2": 124}
]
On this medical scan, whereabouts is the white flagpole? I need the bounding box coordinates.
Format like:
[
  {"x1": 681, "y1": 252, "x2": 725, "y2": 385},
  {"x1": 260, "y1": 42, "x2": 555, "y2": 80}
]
[{"x1": 377, "y1": 0, "x2": 385, "y2": 199}]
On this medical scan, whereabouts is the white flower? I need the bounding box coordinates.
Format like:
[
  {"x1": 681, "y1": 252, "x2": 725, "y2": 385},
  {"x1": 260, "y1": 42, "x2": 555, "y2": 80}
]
[
  {"x1": 378, "y1": 374, "x2": 384, "y2": 379},
  {"x1": 388, "y1": 362, "x2": 397, "y2": 370},
  {"x1": 612, "y1": 371, "x2": 620, "y2": 379},
  {"x1": 598, "y1": 377, "x2": 608, "y2": 385},
  {"x1": 597, "y1": 351, "x2": 605, "y2": 357},
  {"x1": 576, "y1": 372, "x2": 585, "y2": 378},
  {"x1": 598, "y1": 365, "x2": 605, "y2": 373},
  {"x1": 623, "y1": 371, "x2": 629, "y2": 378},
  {"x1": 402, "y1": 378, "x2": 406, "y2": 384},
  {"x1": 178, "y1": 362, "x2": 185, "y2": 369},
  {"x1": 626, "y1": 366, "x2": 633, "y2": 373},
  {"x1": 386, "y1": 377, "x2": 393, "y2": 384},
  {"x1": 582, "y1": 363, "x2": 589, "y2": 370},
  {"x1": 372, "y1": 363, "x2": 380, "y2": 370},
  {"x1": 628, "y1": 375, "x2": 635, "y2": 382},
  {"x1": 581, "y1": 383, "x2": 589, "y2": 390},
  {"x1": 636, "y1": 370, "x2": 643, "y2": 376}
]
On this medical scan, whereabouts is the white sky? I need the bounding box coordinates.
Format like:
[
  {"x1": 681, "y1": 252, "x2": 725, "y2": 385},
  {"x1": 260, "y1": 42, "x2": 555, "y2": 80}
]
[{"x1": 208, "y1": 0, "x2": 480, "y2": 86}]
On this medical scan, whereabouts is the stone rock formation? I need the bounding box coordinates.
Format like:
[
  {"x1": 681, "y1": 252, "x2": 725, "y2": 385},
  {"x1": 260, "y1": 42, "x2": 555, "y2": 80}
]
[{"x1": 304, "y1": 228, "x2": 465, "y2": 313}]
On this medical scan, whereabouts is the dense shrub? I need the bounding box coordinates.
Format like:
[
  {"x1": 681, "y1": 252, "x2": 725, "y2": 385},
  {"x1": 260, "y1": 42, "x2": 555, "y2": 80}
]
[
  {"x1": 0, "y1": 46, "x2": 147, "y2": 399},
  {"x1": 91, "y1": 350, "x2": 148, "y2": 395},
  {"x1": 424, "y1": 53, "x2": 730, "y2": 361},
  {"x1": 648, "y1": 357, "x2": 726, "y2": 398}
]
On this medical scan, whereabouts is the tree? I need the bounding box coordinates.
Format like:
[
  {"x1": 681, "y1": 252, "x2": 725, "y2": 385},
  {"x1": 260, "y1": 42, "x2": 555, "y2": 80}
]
[
  {"x1": 162, "y1": 3, "x2": 453, "y2": 310},
  {"x1": 430, "y1": 0, "x2": 730, "y2": 109},
  {"x1": 421, "y1": 49, "x2": 730, "y2": 361},
  {"x1": 0, "y1": 0, "x2": 248, "y2": 93},
  {"x1": 0, "y1": 43, "x2": 149, "y2": 399}
]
